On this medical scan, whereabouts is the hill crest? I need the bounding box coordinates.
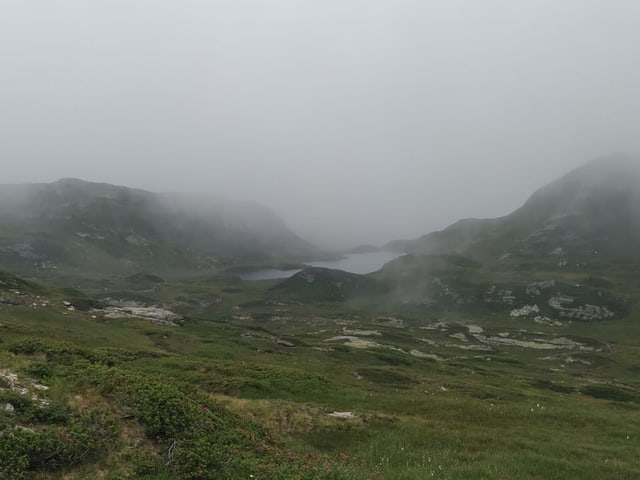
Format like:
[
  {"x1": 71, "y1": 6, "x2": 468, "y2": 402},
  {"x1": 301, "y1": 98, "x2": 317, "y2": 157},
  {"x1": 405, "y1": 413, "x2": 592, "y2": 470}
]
[
  {"x1": 389, "y1": 155, "x2": 640, "y2": 263},
  {"x1": 0, "y1": 178, "x2": 318, "y2": 283}
]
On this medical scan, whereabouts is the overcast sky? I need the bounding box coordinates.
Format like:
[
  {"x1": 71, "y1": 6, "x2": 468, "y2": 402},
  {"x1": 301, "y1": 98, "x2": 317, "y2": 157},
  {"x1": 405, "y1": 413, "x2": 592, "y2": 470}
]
[{"x1": 1, "y1": 1, "x2": 639, "y2": 248}]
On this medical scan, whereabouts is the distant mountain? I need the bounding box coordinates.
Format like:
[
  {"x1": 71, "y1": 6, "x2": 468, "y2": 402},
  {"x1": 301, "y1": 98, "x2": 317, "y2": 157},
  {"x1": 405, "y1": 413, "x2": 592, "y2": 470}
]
[
  {"x1": 389, "y1": 155, "x2": 640, "y2": 265},
  {"x1": 0, "y1": 178, "x2": 318, "y2": 281}
]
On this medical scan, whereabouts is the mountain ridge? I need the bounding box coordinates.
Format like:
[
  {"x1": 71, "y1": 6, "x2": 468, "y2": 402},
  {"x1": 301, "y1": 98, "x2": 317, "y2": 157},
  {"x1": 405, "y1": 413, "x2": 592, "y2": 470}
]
[
  {"x1": 0, "y1": 178, "x2": 319, "y2": 284},
  {"x1": 388, "y1": 155, "x2": 640, "y2": 264}
]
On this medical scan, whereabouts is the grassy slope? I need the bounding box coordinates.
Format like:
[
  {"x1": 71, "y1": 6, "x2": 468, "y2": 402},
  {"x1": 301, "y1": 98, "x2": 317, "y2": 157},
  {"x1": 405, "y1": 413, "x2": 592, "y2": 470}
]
[
  {"x1": 0, "y1": 179, "x2": 321, "y2": 288},
  {"x1": 1, "y1": 262, "x2": 639, "y2": 479}
]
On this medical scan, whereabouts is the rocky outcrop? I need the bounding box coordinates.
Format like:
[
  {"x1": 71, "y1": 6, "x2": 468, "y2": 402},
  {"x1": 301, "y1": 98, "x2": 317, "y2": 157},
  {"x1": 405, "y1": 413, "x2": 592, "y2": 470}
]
[
  {"x1": 510, "y1": 305, "x2": 540, "y2": 317},
  {"x1": 101, "y1": 306, "x2": 183, "y2": 326},
  {"x1": 548, "y1": 296, "x2": 614, "y2": 320},
  {"x1": 526, "y1": 280, "x2": 556, "y2": 296}
]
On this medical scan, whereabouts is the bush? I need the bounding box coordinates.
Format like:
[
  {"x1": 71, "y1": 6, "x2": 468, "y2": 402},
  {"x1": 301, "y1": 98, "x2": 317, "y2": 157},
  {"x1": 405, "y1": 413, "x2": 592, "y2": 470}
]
[
  {"x1": 580, "y1": 384, "x2": 637, "y2": 402},
  {"x1": 0, "y1": 408, "x2": 116, "y2": 478},
  {"x1": 6, "y1": 339, "x2": 356, "y2": 479}
]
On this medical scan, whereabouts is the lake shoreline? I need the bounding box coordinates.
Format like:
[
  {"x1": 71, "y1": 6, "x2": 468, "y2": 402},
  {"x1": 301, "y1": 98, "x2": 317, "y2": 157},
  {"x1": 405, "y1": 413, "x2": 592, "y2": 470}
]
[{"x1": 238, "y1": 251, "x2": 403, "y2": 281}]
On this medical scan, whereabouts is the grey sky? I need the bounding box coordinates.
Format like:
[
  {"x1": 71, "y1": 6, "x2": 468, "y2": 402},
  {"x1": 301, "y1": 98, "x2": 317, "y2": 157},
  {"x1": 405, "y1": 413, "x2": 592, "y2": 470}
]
[{"x1": 1, "y1": 1, "x2": 639, "y2": 248}]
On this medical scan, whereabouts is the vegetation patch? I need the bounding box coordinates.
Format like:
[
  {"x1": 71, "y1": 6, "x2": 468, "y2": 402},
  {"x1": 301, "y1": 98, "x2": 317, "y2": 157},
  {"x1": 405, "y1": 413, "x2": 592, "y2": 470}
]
[
  {"x1": 580, "y1": 384, "x2": 638, "y2": 402},
  {"x1": 356, "y1": 367, "x2": 418, "y2": 388}
]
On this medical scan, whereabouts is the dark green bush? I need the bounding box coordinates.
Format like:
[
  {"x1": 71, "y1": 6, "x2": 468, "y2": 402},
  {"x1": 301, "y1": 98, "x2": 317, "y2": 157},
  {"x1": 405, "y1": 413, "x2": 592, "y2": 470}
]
[
  {"x1": 0, "y1": 407, "x2": 116, "y2": 478},
  {"x1": 5, "y1": 339, "x2": 351, "y2": 479},
  {"x1": 20, "y1": 362, "x2": 53, "y2": 380},
  {"x1": 581, "y1": 384, "x2": 637, "y2": 402}
]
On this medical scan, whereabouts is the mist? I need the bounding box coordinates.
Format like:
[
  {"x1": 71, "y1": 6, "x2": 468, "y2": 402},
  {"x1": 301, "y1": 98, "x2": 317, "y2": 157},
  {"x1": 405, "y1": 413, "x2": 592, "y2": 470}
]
[{"x1": 1, "y1": 0, "x2": 639, "y2": 248}]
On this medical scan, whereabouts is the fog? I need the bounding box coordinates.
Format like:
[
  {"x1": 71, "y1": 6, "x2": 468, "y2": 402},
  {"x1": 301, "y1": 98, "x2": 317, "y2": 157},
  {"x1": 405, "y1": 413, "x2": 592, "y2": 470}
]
[{"x1": 1, "y1": 1, "x2": 639, "y2": 248}]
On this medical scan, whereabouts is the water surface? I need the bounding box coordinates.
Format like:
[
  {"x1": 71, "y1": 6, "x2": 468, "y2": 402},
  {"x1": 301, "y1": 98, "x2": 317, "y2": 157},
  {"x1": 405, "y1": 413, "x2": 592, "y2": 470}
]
[{"x1": 239, "y1": 251, "x2": 402, "y2": 281}]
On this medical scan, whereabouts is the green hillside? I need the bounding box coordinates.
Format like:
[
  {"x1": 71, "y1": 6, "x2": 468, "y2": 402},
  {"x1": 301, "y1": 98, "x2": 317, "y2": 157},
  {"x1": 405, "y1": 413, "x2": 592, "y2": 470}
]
[
  {"x1": 1, "y1": 158, "x2": 640, "y2": 479},
  {"x1": 1, "y1": 260, "x2": 639, "y2": 479},
  {"x1": 271, "y1": 267, "x2": 386, "y2": 302},
  {"x1": 390, "y1": 156, "x2": 640, "y2": 266},
  {"x1": 0, "y1": 179, "x2": 319, "y2": 285}
]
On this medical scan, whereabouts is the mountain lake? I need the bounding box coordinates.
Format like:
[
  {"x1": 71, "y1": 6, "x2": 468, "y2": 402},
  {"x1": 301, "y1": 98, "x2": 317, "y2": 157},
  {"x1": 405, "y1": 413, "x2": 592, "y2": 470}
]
[{"x1": 239, "y1": 250, "x2": 403, "y2": 280}]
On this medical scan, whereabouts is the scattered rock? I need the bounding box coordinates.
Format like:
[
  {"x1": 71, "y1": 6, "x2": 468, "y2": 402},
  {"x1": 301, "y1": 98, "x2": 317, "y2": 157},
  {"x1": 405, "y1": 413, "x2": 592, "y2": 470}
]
[
  {"x1": 14, "y1": 425, "x2": 35, "y2": 433},
  {"x1": 0, "y1": 370, "x2": 49, "y2": 406},
  {"x1": 548, "y1": 296, "x2": 614, "y2": 320},
  {"x1": 342, "y1": 328, "x2": 382, "y2": 337},
  {"x1": 450, "y1": 333, "x2": 468, "y2": 342},
  {"x1": 466, "y1": 324, "x2": 484, "y2": 334},
  {"x1": 325, "y1": 336, "x2": 380, "y2": 349},
  {"x1": 526, "y1": 280, "x2": 556, "y2": 296},
  {"x1": 101, "y1": 306, "x2": 182, "y2": 326},
  {"x1": 476, "y1": 334, "x2": 593, "y2": 351},
  {"x1": 483, "y1": 286, "x2": 516, "y2": 305},
  {"x1": 563, "y1": 356, "x2": 592, "y2": 366},
  {"x1": 409, "y1": 349, "x2": 444, "y2": 361},
  {"x1": 534, "y1": 316, "x2": 564, "y2": 326},
  {"x1": 328, "y1": 411, "x2": 354, "y2": 419},
  {"x1": 510, "y1": 305, "x2": 540, "y2": 317},
  {"x1": 420, "y1": 321, "x2": 449, "y2": 331}
]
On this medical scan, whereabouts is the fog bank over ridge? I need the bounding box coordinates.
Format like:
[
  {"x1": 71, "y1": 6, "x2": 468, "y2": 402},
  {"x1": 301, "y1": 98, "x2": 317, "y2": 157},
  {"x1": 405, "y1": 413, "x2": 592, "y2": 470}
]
[{"x1": 2, "y1": 1, "x2": 640, "y2": 248}]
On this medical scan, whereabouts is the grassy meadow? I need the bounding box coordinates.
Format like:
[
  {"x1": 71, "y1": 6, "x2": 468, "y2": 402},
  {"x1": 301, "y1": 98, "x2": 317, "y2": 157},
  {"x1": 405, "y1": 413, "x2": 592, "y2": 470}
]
[{"x1": 1, "y1": 265, "x2": 639, "y2": 479}]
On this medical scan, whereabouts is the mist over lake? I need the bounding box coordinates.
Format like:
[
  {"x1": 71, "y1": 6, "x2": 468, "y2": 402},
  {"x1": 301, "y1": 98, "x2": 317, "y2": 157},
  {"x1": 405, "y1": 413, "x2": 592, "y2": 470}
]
[{"x1": 240, "y1": 251, "x2": 402, "y2": 280}]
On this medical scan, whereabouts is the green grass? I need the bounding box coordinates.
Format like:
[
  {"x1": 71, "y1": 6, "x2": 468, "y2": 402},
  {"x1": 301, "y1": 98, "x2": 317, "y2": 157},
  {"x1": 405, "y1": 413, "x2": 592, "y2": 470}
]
[{"x1": 1, "y1": 262, "x2": 640, "y2": 479}]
